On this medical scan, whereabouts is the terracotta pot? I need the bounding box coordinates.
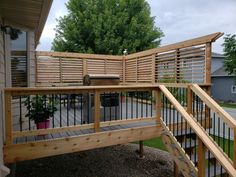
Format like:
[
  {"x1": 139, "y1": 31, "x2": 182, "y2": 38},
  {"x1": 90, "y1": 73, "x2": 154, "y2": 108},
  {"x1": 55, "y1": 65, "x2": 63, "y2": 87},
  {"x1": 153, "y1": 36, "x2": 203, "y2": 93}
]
[{"x1": 36, "y1": 119, "x2": 50, "y2": 129}]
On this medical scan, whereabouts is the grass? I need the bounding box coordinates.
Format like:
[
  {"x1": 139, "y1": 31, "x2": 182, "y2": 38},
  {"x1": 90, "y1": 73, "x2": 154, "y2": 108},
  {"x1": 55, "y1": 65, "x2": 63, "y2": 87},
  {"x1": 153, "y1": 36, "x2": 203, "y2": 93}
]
[
  {"x1": 134, "y1": 135, "x2": 233, "y2": 160},
  {"x1": 219, "y1": 102, "x2": 236, "y2": 109},
  {"x1": 211, "y1": 135, "x2": 234, "y2": 159},
  {"x1": 134, "y1": 137, "x2": 167, "y2": 151}
]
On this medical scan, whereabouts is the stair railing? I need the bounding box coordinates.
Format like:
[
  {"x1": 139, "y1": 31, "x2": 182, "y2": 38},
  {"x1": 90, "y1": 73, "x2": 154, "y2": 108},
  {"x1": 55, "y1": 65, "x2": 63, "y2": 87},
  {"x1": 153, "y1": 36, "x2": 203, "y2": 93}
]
[
  {"x1": 159, "y1": 84, "x2": 236, "y2": 177},
  {"x1": 190, "y1": 84, "x2": 236, "y2": 168}
]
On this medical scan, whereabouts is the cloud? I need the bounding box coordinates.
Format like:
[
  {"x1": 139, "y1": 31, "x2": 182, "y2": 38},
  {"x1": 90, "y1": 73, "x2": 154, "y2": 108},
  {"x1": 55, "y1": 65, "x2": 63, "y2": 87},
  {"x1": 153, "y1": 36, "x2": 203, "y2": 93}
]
[
  {"x1": 36, "y1": 0, "x2": 69, "y2": 51},
  {"x1": 37, "y1": 0, "x2": 236, "y2": 53},
  {"x1": 147, "y1": 0, "x2": 236, "y2": 53}
]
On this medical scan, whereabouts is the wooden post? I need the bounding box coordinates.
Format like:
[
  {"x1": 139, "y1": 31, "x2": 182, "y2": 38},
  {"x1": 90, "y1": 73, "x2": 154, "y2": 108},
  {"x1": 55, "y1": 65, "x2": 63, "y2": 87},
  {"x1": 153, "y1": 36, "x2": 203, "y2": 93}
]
[
  {"x1": 187, "y1": 86, "x2": 193, "y2": 114},
  {"x1": 139, "y1": 140, "x2": 144, "y2": 158},
  {"x1": 152, "y1": 54, "x2": 156, "y2": 84},
  {"x1": 197, "y1": 137, "x2": 206, "y2": 177},
  {"x1": 234, "y1": 128, "x2": 236, "y2": 169},
  {"x1": 5, "y1": 91, "x2": 12, "y2": 145},
  {"x1": 205, "y1": 43, "x2": 212, "y2": 84},
  {"x1": 122, "y1": 57, "x2": 126, "y2": 85},
  {"x1": 94, "y1": 90, "x2": 100, "y2": 132},
  {"x1": 175, "y1": 49, "x2": 180, "y2": 83},
  {"x1": 174, "y1": 162, "x2": 179, "y2": 177},
  {"x1": 59, "y1": 57, "x2": 62, "y2": 84},
  {"x1": 156, "y1": 88, "x2": 161, "y2": 124},
  {"x1": 105, "y1": 59, "x2": 107, "y2": 74}
]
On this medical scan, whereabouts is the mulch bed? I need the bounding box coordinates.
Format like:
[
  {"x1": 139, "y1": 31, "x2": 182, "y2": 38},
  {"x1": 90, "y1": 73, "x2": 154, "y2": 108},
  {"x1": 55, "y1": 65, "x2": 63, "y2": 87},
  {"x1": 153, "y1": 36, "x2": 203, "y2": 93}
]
[{"x1": 13, "y1": 144, "x2": 174, "y2": 177}]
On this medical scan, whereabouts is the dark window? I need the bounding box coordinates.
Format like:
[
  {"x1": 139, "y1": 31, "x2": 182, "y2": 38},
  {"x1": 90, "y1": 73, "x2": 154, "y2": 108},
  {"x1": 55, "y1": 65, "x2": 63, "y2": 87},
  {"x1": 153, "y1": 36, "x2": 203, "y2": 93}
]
[{"x1": 11, "y1": 31, "x2": 27, "y2": 87}]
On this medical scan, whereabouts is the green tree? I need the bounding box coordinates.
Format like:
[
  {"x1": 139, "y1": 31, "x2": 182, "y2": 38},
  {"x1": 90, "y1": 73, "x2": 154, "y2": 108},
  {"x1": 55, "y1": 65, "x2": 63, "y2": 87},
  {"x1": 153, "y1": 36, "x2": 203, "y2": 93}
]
[
  {"x1": 222, "y1": 34, "x2": 236, "y2": 81},
  {"x1": 52, "y1": 0, "x2": 163, "y2": 55}
]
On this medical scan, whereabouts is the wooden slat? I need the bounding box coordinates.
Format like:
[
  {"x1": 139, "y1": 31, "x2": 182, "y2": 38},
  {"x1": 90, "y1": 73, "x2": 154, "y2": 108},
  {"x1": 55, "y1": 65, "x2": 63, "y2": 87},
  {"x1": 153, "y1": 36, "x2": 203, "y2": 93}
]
[
  {"x1": 36, "y1": 51, "x2": 123, "y2": 60},
  {"x1": 4, "y1": 125, "x2": 162, "y2": 163},
  {"x1": 159, "y1": 85, "x2": 236, "y2": 177}
]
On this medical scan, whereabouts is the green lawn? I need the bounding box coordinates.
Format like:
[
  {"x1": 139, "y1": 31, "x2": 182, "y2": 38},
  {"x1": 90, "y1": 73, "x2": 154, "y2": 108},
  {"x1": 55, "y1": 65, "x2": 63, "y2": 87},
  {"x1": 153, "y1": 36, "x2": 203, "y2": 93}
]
[
  {"x1": 134, "y1": 137, "x2": 167, "y2": 151},
  {"x1": 219, "y1": 102, "x2": 236, "y2": 109},
  {"x1": 211, "y1": 135, "x2": 234, "y2": 159},
  {"x1": 134, "y1": 136, "x2": 233, "y2": 160}
]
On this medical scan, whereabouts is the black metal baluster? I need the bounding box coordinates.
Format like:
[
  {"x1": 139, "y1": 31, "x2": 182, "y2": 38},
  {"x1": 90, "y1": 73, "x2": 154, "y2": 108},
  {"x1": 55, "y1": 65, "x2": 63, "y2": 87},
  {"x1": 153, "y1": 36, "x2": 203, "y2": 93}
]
[
  {"x1": 104, "y1": 93, "x2": 106, "y2": 122},
  {"x1": 223, "y1": 122, "x2": 226, "y2": 153},
  {"x1": 131, "y1": 92, "x2": 133, "y2": 119},
  {"x1": 80, "y1": 94, "x2": 83, "y2": 125},
  {"x1": 74, "y1": 95, "x2": 76, "y2": 125},
  {"x1": 141, "y1": 92, "x2": 143, "y2": 118},
  {"x1": 151, "y1": 91, "x2": 153, "y2": 117},
  {"x1": 59, "y1": 94, "x2": 62, "y2": 127},
  {"x1": 228, "y1": 128, "x2": 231, "y2": 159},
  {"x1": 27, "y1": 96, "x2": 31, "y2": 130},
  {"x1": 115, "y1": 92, "x2": 118, "y2": 120},
  {"x1": 146, "y1": 91, "x2": 148, "y2": 117},
  {"x1": 136, "y1": 92, "x2": 138, "y2": 118},
  {"x1": 126, "y1": 92, "x2": 128, "y2": 119},
  {"x1": 19, "y1": 96, "x2": 22, "y2": 131},
  {"x1": 87, "y1": 93, "x2": 90, "y2": 124},
  {"x1": 110, "y1": 92, "x2": 112, "y2": 121},
  {"x1": 52, "y1": 94, "x2": 55, "y2": 128},
  {"x1": 67, "y1": 94, "x2": 69, "y2": 126}
]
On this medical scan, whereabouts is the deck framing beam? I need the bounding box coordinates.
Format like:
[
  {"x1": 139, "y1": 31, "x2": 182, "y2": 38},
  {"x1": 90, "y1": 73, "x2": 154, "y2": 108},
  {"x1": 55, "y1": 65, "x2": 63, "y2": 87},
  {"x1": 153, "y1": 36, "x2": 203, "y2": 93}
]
[{"x1": 4, "y1": 125, "x2": 162, "y2": 164}]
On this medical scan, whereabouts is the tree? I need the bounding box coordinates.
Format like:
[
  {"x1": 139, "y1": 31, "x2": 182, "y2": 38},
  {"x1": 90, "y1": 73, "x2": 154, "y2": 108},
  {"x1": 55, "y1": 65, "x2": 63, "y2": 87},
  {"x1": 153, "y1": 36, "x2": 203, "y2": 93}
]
[
  {"x1": 52, "y1": 0, "x2": 163, "y2": 55},
  {"x1": 222, "y1": 34, "x2": 236, "y2": 81}
]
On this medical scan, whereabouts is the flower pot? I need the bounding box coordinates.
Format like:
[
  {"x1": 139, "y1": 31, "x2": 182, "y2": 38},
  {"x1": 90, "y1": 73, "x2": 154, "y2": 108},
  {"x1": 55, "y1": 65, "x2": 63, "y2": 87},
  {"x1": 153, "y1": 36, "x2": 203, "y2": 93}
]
[{"x1": 36, "y1": 119, "x2": 50, "y2": 129}]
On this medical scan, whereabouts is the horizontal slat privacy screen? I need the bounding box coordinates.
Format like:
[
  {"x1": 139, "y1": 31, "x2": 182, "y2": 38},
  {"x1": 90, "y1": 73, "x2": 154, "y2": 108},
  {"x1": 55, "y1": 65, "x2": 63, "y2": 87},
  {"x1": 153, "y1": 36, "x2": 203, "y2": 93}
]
[
  {"x1": 36, "y1": 53, "x2": 123, "y2": 86},
  {"x1": 36, "y1": 47, "x2": 206, "y2": 86},
  {"x1": 36, "y1": 32, "x2": 223, "y2": 86}
]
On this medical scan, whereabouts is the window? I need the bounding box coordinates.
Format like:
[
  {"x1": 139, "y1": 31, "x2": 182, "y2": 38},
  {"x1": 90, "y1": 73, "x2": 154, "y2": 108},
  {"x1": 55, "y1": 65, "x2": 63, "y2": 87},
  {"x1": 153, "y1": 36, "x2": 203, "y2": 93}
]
[
  {"x1": 231, "y1": 85, "x2": 236, "y2": 93},
  {"x1": 10, "y1": 31, "x2": 27, "y2": 87}
]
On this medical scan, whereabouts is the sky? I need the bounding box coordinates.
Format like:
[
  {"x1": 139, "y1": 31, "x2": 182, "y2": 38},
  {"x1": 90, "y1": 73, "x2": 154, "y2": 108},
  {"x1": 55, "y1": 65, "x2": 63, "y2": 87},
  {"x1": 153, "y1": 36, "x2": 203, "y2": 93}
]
[{"x1": 36, "y1": 0, "x2": 236, "y2": 53}]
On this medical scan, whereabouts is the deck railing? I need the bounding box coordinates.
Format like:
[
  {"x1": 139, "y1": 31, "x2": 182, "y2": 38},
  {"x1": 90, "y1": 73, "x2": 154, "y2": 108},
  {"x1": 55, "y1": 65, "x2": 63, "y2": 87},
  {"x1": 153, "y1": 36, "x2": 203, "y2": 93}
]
[
  {"x1": 4, "y1": 84, "x2": 236, "y2": 176},
  {"x1": 4, "y1": 85, "x2": 159, "y2": 145},
  {"x1": 36, "y1": 32, "x2": 223, "y2": 87}
]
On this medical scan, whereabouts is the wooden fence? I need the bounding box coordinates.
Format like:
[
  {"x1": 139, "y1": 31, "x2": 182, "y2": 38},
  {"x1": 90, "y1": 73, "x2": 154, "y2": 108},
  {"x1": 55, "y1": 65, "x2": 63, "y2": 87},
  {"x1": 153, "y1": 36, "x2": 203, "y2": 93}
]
[{"x1": 36, "y1": 32, "x2": 223, "y2": 86}]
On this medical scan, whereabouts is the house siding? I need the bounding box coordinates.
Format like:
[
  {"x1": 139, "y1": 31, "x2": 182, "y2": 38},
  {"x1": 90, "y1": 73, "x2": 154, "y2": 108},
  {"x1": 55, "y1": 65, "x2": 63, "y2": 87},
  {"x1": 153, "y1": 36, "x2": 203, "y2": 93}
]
[
  {"x1": 211, "y1": 57, "x2": 224, "y2": 73},
  {"x1": 212, "y1": 76, "x2": 236, "y2": 102},
  {"x1": 0, "y1": 18, "x2": 7, "y2": 176}
]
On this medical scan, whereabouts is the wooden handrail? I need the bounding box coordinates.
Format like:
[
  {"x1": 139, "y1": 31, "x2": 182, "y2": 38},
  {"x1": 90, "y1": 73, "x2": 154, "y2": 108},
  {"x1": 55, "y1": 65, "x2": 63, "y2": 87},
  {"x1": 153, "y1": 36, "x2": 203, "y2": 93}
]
[
  {"x1": 4, "y1": 83, "x2": 211, "y2": 96},
  {"x1": 159, "y1": 85, "x2": 236, "y2": 177},
  {"x1": 190, "y1": 84, "x2": 236, "y2": 128},
  {"x1": 126, "y1": 32, "x2": 223, "y2": 59},
  {"x1": 36, "y1": 51, "x2": 124, "y2": 60}
]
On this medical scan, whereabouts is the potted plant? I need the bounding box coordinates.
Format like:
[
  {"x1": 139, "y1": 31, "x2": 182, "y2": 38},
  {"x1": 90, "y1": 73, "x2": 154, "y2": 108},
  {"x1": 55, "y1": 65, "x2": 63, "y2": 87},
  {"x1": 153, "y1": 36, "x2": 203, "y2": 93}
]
[{"x1": 25, "y1": 95, "x2": 57, "y2": 129}]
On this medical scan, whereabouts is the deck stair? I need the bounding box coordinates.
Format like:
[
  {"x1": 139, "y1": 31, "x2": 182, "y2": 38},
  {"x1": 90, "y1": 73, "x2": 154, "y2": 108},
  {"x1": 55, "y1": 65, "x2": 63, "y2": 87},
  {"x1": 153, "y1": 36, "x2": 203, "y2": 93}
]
[{"x1": 160, "y1": 85, "x2": 236, "y2": 177}]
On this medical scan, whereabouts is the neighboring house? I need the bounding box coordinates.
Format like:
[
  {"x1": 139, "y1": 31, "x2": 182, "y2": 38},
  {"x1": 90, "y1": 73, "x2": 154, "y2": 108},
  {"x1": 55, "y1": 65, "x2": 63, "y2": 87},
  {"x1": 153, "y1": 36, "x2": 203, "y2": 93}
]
[
  {"x1": 0, "y1": 1, "x2": 52, "y2": 176},
  {"x1": 211, "y1": 52, "x2": 236, "y2": 102}
]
